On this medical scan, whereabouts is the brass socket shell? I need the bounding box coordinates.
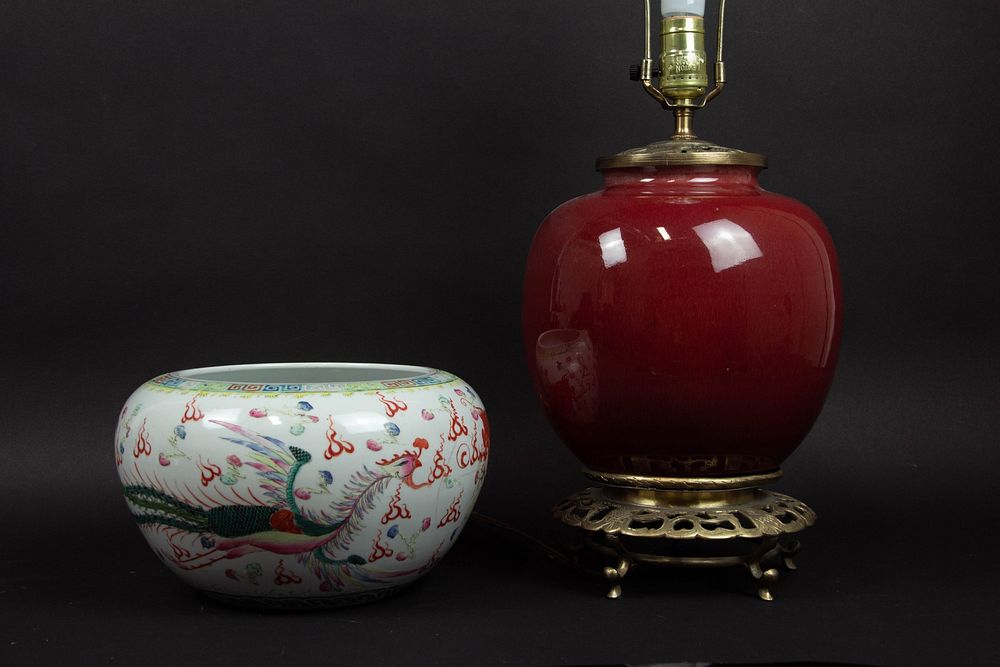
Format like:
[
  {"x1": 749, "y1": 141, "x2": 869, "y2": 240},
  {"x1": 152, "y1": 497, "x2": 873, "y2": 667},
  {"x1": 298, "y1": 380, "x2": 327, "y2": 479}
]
[{"x1": 660, "y1": 16, "x2": 708, "y2": 101}]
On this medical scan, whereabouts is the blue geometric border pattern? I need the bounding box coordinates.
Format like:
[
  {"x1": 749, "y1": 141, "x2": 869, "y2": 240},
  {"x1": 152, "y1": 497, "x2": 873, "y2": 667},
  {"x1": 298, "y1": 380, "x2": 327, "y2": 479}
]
[{"x1": 146, "y1": 370, "x2": 456, "y2": 394}]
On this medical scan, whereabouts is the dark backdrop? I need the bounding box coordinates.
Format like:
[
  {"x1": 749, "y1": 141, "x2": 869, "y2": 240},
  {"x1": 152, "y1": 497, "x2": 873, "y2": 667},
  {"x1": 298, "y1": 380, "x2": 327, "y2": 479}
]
[{"x1": 2, "y1": 1, "x2": 998, "y2": 664}]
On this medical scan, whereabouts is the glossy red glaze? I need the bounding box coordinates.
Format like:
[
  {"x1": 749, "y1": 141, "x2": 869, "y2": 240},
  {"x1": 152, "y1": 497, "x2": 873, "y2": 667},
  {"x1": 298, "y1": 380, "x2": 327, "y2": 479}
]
[{"x1": 522, "y1": 165, "x2": 842, "y2": 477}]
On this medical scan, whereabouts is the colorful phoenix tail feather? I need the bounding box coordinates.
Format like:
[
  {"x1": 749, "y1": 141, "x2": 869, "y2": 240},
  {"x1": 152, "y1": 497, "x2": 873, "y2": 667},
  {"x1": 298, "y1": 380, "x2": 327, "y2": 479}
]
[{"x1": 123, "y1": 484, "x2": 210, "y2": 533}]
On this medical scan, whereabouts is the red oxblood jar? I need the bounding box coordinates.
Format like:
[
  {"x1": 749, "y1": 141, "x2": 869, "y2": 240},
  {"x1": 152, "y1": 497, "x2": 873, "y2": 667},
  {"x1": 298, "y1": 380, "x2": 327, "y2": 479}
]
[{"x1": 523, "y1": 159, "x2": 842, "y2": 478}]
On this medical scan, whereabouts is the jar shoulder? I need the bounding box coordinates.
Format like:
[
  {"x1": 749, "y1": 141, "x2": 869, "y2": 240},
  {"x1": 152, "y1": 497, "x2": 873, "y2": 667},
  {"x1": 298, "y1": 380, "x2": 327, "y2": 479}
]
[
  {"x1": 544, "y1": 187, "x2": 825, "y2": 227},
  {"x1": 530, "y1": 188, "x2": 836, "y2": 265}
]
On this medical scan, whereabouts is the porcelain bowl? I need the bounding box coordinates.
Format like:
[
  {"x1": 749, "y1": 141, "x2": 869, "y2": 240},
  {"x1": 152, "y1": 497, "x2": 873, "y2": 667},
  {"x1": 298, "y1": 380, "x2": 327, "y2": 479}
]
[{"x1": 115, "y1": 362, "x2": 489, "y2": 608}]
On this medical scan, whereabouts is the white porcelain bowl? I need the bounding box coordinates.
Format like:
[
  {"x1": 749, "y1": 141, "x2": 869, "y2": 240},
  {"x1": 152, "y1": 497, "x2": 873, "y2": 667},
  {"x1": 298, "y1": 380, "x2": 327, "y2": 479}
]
[{"x1": 115, "y1": 363, "x2": 489, "y2": 608}]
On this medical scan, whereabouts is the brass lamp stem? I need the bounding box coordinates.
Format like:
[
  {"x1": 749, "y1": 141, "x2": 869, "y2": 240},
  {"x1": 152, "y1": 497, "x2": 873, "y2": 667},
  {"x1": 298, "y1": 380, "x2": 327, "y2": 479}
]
[{"x1": 672, "y1": 107, "x2": 696, "y2": 140}]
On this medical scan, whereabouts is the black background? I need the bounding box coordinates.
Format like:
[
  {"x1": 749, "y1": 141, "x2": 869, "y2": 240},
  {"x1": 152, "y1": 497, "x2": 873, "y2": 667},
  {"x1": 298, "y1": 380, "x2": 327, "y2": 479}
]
[{"x1": 2, "y1": 1, "x2": 999, "y2": 664}]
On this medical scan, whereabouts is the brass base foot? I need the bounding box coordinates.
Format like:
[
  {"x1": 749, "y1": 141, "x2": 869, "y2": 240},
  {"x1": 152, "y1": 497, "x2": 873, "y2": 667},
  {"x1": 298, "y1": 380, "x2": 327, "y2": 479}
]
[{"x1": 554, "y1": 484, "x2": 815, "y2": 601}]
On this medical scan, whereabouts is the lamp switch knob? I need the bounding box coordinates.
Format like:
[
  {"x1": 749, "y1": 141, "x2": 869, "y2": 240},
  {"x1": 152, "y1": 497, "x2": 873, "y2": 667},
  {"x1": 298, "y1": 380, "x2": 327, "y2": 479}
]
[{"x1": 630, "y1": 64, "x2": 661, "y2": 81}]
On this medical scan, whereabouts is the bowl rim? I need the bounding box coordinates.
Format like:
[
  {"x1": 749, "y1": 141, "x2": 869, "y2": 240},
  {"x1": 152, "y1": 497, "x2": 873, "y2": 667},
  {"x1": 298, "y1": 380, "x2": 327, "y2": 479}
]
[
  {"x1": 141, "y1": 361, "x2": 458, "y2": 395},
  {"x1": 171, "y1": 361, "x2": 438, "y2": 384}
]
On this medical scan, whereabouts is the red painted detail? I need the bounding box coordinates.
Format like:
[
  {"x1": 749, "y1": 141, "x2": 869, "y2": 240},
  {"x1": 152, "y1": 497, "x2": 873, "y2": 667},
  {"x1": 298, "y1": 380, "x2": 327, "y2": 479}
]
[
  {"x1": 368, "y1": 530, "x2": 394, "y2": 562},
  {"x1": 380, "y1": 483, "x2": 412, "y2": 525},
  {"x1": 168, "y1": 535, "x2": 191, "y2": 560},
  {"x1": 269, "y1": 508, "x2": 303, "y2": 534},
  {"x1": 375, "y1": 391, "x2": 408, "y2": 418},
  {"x1": 457, "y1": 420, "x2": 488, "y2": 470},
  {"x1": 437, "y1": 490, "x2": 464, "y2": 528},
  {"x1": 196, "y1": 456, "x2": 222, "y2": 487},
  {"x1": 133, "y1": 418, "x2": 152, "y2": 458},
  {"x1": 181, "y1": 398, "x2": 204, "y2": 423},
  {"x1": 324, "y1": 416, "x2": 356, "y2": 459},
  {"x1": 446, "y1": 399, "x2": 468, "y2": 442},
  {"x1": 274, "y1": 559, "x2": 302, "y2": 585},
  {"x1": 429, "y1": 436, "x2": 453, "y2": 481}
]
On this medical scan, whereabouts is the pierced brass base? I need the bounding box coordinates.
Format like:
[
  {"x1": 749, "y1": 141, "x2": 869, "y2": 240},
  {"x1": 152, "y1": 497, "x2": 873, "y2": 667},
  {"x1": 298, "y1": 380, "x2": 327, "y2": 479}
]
[{"x1": 553, "y1": 480, "x2": 815, "y2": 601}]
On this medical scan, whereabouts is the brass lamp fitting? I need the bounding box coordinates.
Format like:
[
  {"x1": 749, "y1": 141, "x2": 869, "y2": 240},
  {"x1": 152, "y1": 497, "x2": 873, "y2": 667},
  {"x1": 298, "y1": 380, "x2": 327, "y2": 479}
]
[
  {"x1": 660, "y1": 15, "x2": 708, "y2": 102},
  {"x1": 632, "y1": 0, "x2": 729, "y2": 140}
]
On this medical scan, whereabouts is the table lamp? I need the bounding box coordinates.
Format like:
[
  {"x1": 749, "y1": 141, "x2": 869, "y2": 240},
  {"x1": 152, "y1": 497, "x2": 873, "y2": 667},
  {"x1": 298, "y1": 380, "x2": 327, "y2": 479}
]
[{"x1": 522, "y1": 0, "x2": 842, "y2": 600}]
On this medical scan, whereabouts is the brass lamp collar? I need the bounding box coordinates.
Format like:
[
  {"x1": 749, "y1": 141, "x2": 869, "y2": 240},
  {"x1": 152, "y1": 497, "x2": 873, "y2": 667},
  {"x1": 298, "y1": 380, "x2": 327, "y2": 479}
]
[{"x1": 597, "y1": 137, "x2": 766, "y2": 171}]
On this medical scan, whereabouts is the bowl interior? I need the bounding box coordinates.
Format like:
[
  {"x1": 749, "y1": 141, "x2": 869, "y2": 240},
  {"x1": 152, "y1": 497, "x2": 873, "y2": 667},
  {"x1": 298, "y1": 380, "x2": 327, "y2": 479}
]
[{"x1": 175, "y1": 362, "x2": 435, "y2": 385}]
